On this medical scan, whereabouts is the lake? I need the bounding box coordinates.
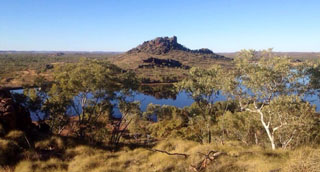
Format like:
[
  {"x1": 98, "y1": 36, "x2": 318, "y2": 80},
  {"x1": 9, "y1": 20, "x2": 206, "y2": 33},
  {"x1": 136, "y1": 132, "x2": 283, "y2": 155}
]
[{"x1": 11, "y1": 84, "x2": 320, "y2": 120}]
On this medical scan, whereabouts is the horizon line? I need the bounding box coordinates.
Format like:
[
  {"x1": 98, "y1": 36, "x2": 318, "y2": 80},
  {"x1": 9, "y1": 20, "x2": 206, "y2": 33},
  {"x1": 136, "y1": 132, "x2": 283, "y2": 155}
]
[{"x1": 1, "y1": 50, "x2": 320, "y2": 54}]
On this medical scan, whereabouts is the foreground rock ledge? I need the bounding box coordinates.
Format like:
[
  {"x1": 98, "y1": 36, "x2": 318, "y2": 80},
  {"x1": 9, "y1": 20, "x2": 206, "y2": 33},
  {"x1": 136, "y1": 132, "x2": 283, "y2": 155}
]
[{"x1": 0, "y1": 88, "x2": 33, "y2": 133}]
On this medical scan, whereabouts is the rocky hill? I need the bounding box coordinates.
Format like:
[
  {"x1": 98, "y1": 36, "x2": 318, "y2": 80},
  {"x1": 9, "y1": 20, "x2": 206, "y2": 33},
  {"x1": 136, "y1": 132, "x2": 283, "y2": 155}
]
[
  {"x1": 110, "y1": 36, "x2": 232, "y2": 83},
  {"x1": 127, "y1": 36, "x2": 225, "y2": 58},
  {"x1": 112, "y1": 36, "x2": 230, "y2": 69}
]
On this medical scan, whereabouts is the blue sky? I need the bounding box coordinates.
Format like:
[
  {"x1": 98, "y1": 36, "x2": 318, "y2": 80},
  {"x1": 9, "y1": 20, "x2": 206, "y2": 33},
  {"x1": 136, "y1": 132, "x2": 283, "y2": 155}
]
[{"x1": 0, "y1": 0, "x2": 319, "y2": 52}]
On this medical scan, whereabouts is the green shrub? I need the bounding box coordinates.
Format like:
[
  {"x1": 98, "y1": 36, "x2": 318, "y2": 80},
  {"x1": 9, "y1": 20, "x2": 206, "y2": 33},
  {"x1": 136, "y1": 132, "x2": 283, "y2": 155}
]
[
  {"x1": 212, "y1": 100, "x2": 240, "y2": 116},
  {"x1": 216, "y1": 111, "x2": 265, "y2": 146}
]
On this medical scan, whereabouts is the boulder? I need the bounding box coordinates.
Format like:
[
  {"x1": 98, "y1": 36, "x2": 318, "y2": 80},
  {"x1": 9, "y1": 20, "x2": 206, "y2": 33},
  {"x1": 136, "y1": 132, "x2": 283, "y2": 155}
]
[{"x1": 0, "y1": 89, "x2": 33, "y2": 133}]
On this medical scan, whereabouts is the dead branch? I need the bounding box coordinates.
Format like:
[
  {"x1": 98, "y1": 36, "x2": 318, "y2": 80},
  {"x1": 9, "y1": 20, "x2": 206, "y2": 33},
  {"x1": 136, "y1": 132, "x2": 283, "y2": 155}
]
[
  {"x1": 24, "y1": 135, "x2": 32, "y2": 149},
  {"x1": 147, "y1": 148, "x2": 189, "y2": 158},
  {"x1": 190, "y1": 151, "x2": 226, "y2": 172}
]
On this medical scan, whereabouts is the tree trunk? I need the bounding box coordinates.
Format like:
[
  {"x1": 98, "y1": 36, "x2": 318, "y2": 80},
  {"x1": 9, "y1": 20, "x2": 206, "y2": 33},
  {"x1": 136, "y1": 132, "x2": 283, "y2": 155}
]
[
  {"x1": 208, "y1": 130, "x2": 211, "y2": 144},
  {"x1": 270, "y1": 138, "x2": 276, "y2": 150},
  {"x1": 206, "y1": 122, "x2": 211, "y2": 143},
  {"x1": 257, "y1": 109, "x2": 276, "y2": 150}
]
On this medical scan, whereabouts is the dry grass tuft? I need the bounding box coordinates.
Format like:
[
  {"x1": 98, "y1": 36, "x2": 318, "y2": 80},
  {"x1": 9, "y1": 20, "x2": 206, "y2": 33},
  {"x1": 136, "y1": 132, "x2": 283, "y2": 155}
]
[
  {"x1": 35, "y1": 136, "x2": 65, "y2": 151},
  {"x1": 68, "y1": 151, "x2": 110, "y2": 172},
  {"x1": 283, "y1": 147, "x2": 320, "y2": 172},
  {"x1": 5, "y1": 136, "x2": 320, "y2": 172},
  {"x1": 14, "y1": 158, "x2": 68, "y2": 172},
  {"x1": 5, "y1": 130, "x2": 29, "y2": 148},
  {"x1": 0, "y1": 139, "x2": 20, "y2": 166}
]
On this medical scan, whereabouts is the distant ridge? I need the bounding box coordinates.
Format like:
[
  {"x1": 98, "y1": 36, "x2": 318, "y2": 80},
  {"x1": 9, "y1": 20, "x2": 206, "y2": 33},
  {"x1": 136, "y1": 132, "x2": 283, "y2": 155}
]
[{"x1": 0, "y1": 51, "x2": 122, "y2": 54}]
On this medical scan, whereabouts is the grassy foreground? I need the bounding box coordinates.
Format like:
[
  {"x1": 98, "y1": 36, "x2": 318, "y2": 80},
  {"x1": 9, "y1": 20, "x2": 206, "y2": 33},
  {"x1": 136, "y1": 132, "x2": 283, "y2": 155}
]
[{"x1": 1, "y1": 132, "x2": 319, "y2": 172}]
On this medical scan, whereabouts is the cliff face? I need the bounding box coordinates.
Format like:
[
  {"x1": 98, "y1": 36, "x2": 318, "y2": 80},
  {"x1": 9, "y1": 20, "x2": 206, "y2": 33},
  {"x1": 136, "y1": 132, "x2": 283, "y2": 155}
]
[{"x1": 127, "y1": 36, "x2": 219, "y2": 56}]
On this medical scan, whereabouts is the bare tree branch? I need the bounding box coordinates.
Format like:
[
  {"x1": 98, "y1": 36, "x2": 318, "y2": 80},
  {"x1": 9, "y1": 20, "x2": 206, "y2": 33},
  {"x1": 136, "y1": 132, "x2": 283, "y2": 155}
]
[{"x1": 146, "y1": 148, "x2": 189, "y2": 158}]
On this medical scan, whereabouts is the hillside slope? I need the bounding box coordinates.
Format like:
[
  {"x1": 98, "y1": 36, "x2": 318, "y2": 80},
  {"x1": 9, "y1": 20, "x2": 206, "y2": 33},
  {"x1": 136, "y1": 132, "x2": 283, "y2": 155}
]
[{"x1": 110, "y1": 36, "x2": 232, "y2": 83}]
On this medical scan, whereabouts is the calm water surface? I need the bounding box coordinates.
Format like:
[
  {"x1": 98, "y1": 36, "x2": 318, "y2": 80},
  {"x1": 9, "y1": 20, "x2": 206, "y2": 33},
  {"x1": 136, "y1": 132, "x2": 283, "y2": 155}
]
[{"x1": 11, "y1": 84, "x2": 320, "y2": 120}]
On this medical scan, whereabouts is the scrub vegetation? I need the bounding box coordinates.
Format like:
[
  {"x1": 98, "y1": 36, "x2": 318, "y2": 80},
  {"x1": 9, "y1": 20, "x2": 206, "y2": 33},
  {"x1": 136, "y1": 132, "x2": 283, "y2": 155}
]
[{"x1": 1, "y1": 49, "x2": 320, "y2": 171}]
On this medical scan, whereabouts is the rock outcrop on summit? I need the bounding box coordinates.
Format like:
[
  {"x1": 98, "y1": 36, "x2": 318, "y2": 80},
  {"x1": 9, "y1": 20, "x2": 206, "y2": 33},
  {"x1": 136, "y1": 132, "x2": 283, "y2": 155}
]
[
  {"x1": 127, "y1": 36, "x2": 225, "y2": 58},
  {"x1": 128, "y1": 36, "x2": 187, "y2": 55}
]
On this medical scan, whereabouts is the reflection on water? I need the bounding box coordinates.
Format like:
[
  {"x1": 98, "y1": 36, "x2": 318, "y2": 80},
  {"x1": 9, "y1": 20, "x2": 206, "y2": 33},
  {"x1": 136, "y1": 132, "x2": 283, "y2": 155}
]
[
  {"x1": 10, "y1": 84, "x2": 320, "y2": 121},
  {"x1": 138, "y1": 84, "x2": 179, "y2": 100}
]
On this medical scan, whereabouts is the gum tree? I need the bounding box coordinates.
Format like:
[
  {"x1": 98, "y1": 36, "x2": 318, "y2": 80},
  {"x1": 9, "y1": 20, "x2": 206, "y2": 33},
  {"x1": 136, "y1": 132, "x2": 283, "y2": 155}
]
[
  {"x1": 222, "y1": 49, "x2": 313, "y2": 149},
  {"x1": 176, "y1": 65, "x2": 224, "y2": 143},
  {"x1": 45, "y1": 59, "x2": 139, "y2": 138}
]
